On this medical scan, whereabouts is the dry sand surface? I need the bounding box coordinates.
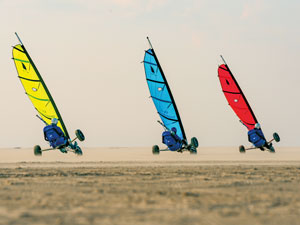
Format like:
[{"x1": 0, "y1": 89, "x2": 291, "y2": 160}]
[{"x1": 0, "y1": 147, "x2": 300, "y2": 225}]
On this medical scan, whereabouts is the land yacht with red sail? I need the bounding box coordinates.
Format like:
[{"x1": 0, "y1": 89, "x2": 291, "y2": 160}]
[{"x1": 217, "y1": 56, "x2": 280, "y2": 153}]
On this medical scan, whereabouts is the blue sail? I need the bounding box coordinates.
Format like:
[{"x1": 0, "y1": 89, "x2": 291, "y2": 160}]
[{"x1": 143, "y1": 48, "x2": 186, "y2": 141}]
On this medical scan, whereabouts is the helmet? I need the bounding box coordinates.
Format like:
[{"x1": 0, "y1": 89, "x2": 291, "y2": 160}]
[
  {"x1": 171, "y1": 127, "x2": 177, "y2": 133},
  {"x1": 51, "y1": 118, "x2": 58, "y2": 125},
  {"x1": 255, "y1": 123, "x2": 261, "y2": 129}
]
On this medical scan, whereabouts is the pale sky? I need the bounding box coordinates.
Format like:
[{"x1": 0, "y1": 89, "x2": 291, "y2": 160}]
[{"x1": 0, "y1": 0, "x2": 299, "y2": 148}]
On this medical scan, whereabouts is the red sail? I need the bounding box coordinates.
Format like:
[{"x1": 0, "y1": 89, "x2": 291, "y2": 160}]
[{"x1": 218, "y1": 64, "x2": 257, "y2": 130}]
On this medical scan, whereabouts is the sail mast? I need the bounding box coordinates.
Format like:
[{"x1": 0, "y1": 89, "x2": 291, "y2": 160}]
[
  {"x1": 15, "y1": 32, "x2": 24, "y2": 46},
  {"x1": 147, "y1": 36, "x2": 153, "y2": 49},
  {"x1": 220, "y1": 55, "x2": 227, "y2": 65}
]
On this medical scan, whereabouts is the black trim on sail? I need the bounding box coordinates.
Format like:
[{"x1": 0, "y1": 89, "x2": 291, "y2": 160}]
[
  {"x1": 243, "y1": 121, "x2": 255, "y2": 126},
  {"x1": 18, "y1": 76, "x2": 40, "y2": 82},
  {"x1": 12, "y1": 46, "x2": 25, "y2": 53},
  {"x1": 143, "y1": 61, "x2": 157, "y2": 66},
  {"x1": 158, "y1": 112, "x2": 179, "y2": 122},
  {"x1": 223, "y1": 90, "x2": 240, "y2": 95},
  {"x1": 145, "y1": 50, "x2": 154, "y2": 56},
  {"x1": 219, "y1": 66, "x2": 228, "y2": 72},
  {"x1": 146, "y1": 78, "x2": 165, "y2": 84},
  {"x1": 151, "y1": 96, "x2": 172, "y2": 104}
]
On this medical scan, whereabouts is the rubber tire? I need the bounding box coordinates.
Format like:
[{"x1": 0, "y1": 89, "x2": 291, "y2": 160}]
[
  {"x1": 152, "y1": 145, "x2": 160, "y2": 155},
  {"x1": 191, "y1": 137, "x2": 199, "y2": 148},
  {"x1": 75, "y1": 146, "x2": 83, "y2": 156},
  {"x1": 75, "y1": 129, "x2": 85, "y2": 142},
  {"x1": 34, "y1": 145, "x2": 42, "y2": 156},
  {"x1": 269, "y1": 146, "x2": 275, "y2": 153},
  {"x1": 239, "y1": 145, "x2": 246, "y2": 154},
  {"x1": 273, "y1": 133, "x2": 280, "y2": 142}
]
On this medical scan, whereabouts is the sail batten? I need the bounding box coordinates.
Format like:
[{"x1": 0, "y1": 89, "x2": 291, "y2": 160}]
[
  {"x1": 13, "y1": 58, "x2": 30, "y2": 63},
  {"x1": 26, "y1": 93, "x2": 49, "y2": 102},
  {"x1": 151, "y1": 96, "x2": 172, "y2": 104},
  {"x1": 143, "y1": 61, "x2": 157, "y2": 66},
  {"x1": 18, "y1": 76, "x2": 40, "y2": 82},
  {"x1": 146, "y1": 78, "x2": 165, "y2": 84}
]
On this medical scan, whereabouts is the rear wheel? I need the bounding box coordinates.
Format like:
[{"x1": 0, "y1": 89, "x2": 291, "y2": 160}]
[
  {"x1": 239, "y1": 145, "x2": 246, "y2": 153},
  {"x1": 34, "y1": 145, "x2": 42, "y2": 156},
  {"x1": 75, "y1": 146, "x2": 83, "y2": 156},
  {"x1": 152, "y1": 145, "x2": 159, "y2": 155},
  {"x1": 191, "y1": 137, "x2": 199, "y2": 148},
  {"x1": 75, "y1": 129, "x2": 85, "y2": 141},
  {"x1": 273, "y1": 133, "x2": 280, "y2": 142}
]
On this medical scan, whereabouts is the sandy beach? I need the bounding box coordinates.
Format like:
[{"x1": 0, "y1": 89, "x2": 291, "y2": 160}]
[{"x1": 0, "y1": 147, "x2": 300, "y2": 225}]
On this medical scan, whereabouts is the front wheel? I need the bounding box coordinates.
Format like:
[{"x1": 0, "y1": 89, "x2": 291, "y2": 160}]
[
  {"x1": 75, "y1": 146, "x2": 83, "y2": 156},
  {"x1": 75, "y1": 129, "x2": 85, "y2": 141},
  {"x1": 191, "y1": 137, "x2": 199, "y2": 148},
  {"x1": 273, "y1": 133, "x2": 280, "y2": 142},
  {"x1": 34, "y1": 145, "x2": 42, "y2": 156},
  {"x1": 152, "y1": 145, "x2": 160, "y2": 155},
  {"x1": 239, "y1": 145, "x2": 246, "y2": 153}
]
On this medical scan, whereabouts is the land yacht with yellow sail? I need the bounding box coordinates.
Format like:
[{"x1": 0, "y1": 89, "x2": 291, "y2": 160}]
[{"x1": 12, "y1": 33, "x2": 85, "y2": 156}]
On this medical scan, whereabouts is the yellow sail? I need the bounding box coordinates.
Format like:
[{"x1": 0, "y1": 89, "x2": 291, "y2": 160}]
[{"x1": 12, "y1": 44, "x2": 69, "y2": 138}]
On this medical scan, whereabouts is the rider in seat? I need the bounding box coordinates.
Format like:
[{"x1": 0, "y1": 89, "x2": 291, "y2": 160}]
[
  {"x1": 44, "y1": 118, "x2": 67, "y2": 151},
  {"x1": 248, "y1": 123, "x2": 272, "y2": 150},
  {"x1": 162, "y1": 127, "x2": 182, "y2": 151}
]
